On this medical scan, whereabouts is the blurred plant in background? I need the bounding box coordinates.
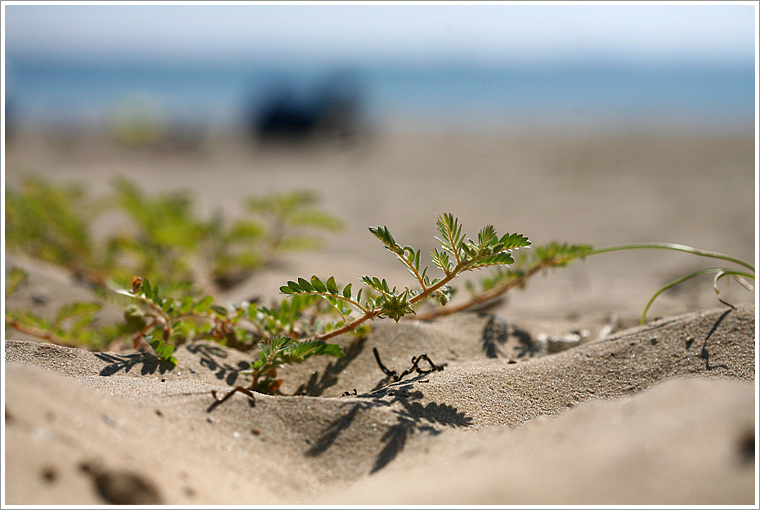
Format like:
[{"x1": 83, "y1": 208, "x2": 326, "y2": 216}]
[{"x1": 5, "y1": 175, "x2": 343, "y2": 295}]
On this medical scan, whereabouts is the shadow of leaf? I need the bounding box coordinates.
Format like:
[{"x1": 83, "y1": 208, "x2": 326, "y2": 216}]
[
  {"x1": 372, "y1": 420, "x2": 413, "y2": 473},
  {"x1": 305, "y1": 404, "x2": 362, "y2": 457},
  {"x1": 482, "y1": 314, "x2": 508, "y2": 358},
  {"x1": 481, "y1": 314, "x2": 540, "y2": 359},
  {"x1": 186, "y1": 342, "x2": 252, "y2": 386},
  {"x1": 295, "y1": 336, "x2": 367, "y2": 396},
  {"x1": 307, "y1": 383, "x2": 471, "y2": 474},
  {"x1": 95, "y1": 352, "x2": 174, "y2": 376}
]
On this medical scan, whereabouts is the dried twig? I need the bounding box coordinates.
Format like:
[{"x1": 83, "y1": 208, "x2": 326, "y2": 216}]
[{"x1": 372, "y1": 347, "x2": 444, "y2": 383}]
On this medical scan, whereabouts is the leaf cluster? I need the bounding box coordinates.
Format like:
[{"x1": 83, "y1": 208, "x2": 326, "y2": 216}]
[
  {"x1": 280, "y1": 214, "x2": 531, "y2": 338},
  {"x1": 247, "y1": 336, "x2": 343, "y2": 393},
  {"x1": 114, "y1": 276, "x2": 345, "y2": 389},
  {"x1": 5, "y1": 177, "x2": 103, "y2": 282},
  {"x1": 5, "y1": 267, "x2": 27, "y2": 300},
  {"x1": 5, "y1": 269, "x2": 126, "y2": 349},
  {"x1": 5, "y1": 176, "x2": 345, "y2": 388},
  {"x1": 247, "y1": 190, "x2": 344, "y2": 251},
  {"x1": 472, "y1": 241, "x2": 594, "y2": 294},
  {"x1": 430, "y1": 213, "x2": 530, "y2": 274},
  {"x1": 106, "y1": 179, "x2": 211, "y2": 289},
  {"x1": 5, "y1": 175, "x2": 343, "y2": 294}
]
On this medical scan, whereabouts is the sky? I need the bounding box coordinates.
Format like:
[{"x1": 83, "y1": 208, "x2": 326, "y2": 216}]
[{"x1": 3, "y1": 2, "x2": 757, "y2": 68}]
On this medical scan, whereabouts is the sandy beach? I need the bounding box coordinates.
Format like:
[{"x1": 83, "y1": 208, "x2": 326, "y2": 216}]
[{"x1": 3, "y1": 126, "x2": 757, "y2": 505}]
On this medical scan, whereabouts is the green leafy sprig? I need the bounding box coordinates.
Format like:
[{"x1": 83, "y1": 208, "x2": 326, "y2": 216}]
[
  {"x1": 5, "y1": 177, "x2": 108, "y2": 287},
  {"x1": 422, "y1": 240, "x2": 754, "y2": 324},
  {"x1": 4, "y1": 268, "x2": 122, "y2": 349},
  {"x1": 246, "y1": 336, "x2": 343, "y2": 393},
  {"x1": 5, "y1": 176, "x2": 343, "y2": 296},
  {"x1": 416, "y1": 241, "x2": 594, "y2": 320},
  {"x1": 115, "y1": 276, "x2": 344, "y2": 389},
  {"x1": 280, "y1": 213, "x2": 530, "y2": 340}
]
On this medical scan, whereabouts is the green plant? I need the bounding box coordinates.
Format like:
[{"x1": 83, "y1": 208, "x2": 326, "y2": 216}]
[
  {"x1": 202, "y1": 190, "x2": 344, "y2": 292},
  {"x1": 6, "y1": 176, "x2": 754, "y2": 395},
  {"x1": 588, "y1": 243, "x2": 755, "y2": 323},
  {"x1": 4, "y1": 268, "x2": 128, "y2": 349},
  {"x1": 5, "y1": 175, "x2": 343, "y2": 295},
  {"x1": 416, "y1": 241, "x2": 595, "y2": 321},
  {"x1": 106, "y1": 178, "x2": 212, "y2": 293},
  {"x1": 109, "y1": 214, "x2": 528, "y2": 390},
  {"x1": 411, "y1": 241, "x2": 754, "y2": 325},
  {"x1": 247, "y1": 336, "x2": 343, "y2": 393},
  {"x1": 5, "y1": 175, "x2": 347, "y2": 388},
  {"x1": 114, "y1": 276, "x2": 345, "y2": 391},
  {"x1": 246, "y1": 190, "x2": 344, "y2": 253},
  {"x1": 5, "y1": 267, "x2": 27, "y2": 300},
  {"x1": 105, "y1": 180, "x2": 344, "y2": 295},
  {"x1": 280, "y1": 213, "x2": 531, "y2": 340},
  {"x1": 5, "y1": 177, "x2": 109, "y2": 286}
]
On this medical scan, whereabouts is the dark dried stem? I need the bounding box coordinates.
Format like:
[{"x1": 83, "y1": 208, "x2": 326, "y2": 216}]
[{"x1": 410, "y1": 261, "x2": 549, "y2": 321}]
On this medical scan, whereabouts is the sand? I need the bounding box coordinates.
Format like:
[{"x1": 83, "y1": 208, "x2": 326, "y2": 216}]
[{"x1": 3, "y1": 126, "x2": 757, "y2": 505}]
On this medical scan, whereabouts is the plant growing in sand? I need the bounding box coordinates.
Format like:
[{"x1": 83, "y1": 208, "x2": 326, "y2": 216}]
[
  {"x1": 9, "y1": 211, "x2": 756, "y2": 391},
  {"x1": 585, "y1": 243, "x2": 754, "y2": 324},
  {"x1": 255, "y1": 214, "x2": 752, "y2": 391},
  {"x1": 280, "y1": 213, "x2": 531, "y2": 340},
  {"x1": 412, "y1": 241, "x2": 755, "y2": 325},
  {"x1": 114, "y1": 275, "x2": 347, "y2": 389},
  {"x1": 4, "y1": 268, "x2": 131, "y2": 350},
  {"x1": 5, "y1": 176, "x2": 345, "y2": 374},
  {"x1": 108, "y1": 214, "x2": 530, "y2": 391},
  {"x1": 5, "y1": 177, "x2": 754, "y2": 394}
]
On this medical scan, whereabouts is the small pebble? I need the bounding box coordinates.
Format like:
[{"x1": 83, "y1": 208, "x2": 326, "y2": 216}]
[{"x1": 41, "y1": 467, "x2": 57, "y2": 483}]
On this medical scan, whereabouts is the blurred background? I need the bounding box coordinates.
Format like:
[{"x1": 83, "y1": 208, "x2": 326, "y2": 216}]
[
  {"x1": 4, "y1": 3, "x2": 755, "y2": 143},
  {"x1": 3, "y1": 3, "x2": 757, "y2": 320}
]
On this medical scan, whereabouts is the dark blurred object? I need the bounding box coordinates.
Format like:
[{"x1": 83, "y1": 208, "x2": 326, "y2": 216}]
[{"x1": 248, "y1": 69, "x2": 363, "y2": 146}]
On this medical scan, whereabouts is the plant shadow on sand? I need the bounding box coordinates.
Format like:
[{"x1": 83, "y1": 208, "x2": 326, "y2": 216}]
[
  {"x1": 184, "y1": 343, "x2": 253, "y2": 386},
  {"x1": 294, "y1": 336, "x2": 368, "y2": 396},
  {"x1": 480, "y1": 314, "x2": 540, "y2": 359},
  {"x1": 307, "y1": 377, "x2": 472, "y2": 473},
  {"x1": 95, "y1": 351, "x2": 176, "y2": 376},
  {"x1": 95, "y1": 341, "x2": 253, "y2": 385},
  {"x1": 700, "y1": 307, "x2": 732, "y2": 371},
  {"x1": 83, "y1": 305, "x2": 748, "y2": 480}
]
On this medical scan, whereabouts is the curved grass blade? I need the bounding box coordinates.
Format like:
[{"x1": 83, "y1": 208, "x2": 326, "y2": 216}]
[{"x1": 640, "y1": 268, "x2": 755, "y2": 324}]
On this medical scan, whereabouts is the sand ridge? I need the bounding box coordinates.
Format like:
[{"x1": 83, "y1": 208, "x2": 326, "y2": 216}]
[{"x1": 3, "y1": 304, "x2": 755, "y2": 505}]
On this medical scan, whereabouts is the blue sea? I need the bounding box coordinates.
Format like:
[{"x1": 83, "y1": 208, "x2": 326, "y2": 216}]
[{"x1": 5, "y1": 59, "x2": 756, "y2": 134}]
